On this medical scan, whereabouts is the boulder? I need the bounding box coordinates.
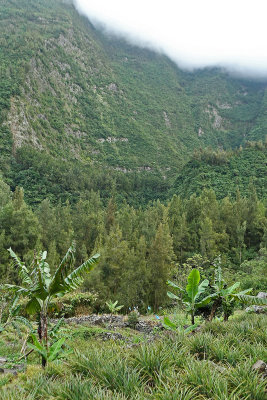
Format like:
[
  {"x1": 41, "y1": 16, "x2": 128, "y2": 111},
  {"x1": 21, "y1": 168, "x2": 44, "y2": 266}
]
[
  {"x1": 252, "y1": 360, "x2": 267, "y2": 375},
  {"x1": 257, "y1": 292, "x2": 267, "y2": 299},
  {"x1": 245, "y1": 305, "x2": 266, "y2": 314}
]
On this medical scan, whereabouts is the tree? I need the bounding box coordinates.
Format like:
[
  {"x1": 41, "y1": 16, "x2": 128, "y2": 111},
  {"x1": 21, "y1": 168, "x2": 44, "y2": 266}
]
[
  {"x1": 0, "y1": 187, "x2": 39, "y2": 278},
  {"x1": 120, "y1": 235, "x2": 150, "y2": 310},
  {"x1": 148, "y1": 217, "x2": 175, "y2": 310},
  {"x1": 199, "y1": 217, "x2": 217, "y2": 259},
  {"x1": 1, "y1": 243, "x2": 100, "y2": 367}
]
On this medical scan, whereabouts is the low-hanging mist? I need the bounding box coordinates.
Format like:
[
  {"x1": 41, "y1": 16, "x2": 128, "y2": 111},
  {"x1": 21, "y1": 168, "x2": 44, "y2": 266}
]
[{"x1": 73, "y1": 0, "x2": 267, "y2": 79}]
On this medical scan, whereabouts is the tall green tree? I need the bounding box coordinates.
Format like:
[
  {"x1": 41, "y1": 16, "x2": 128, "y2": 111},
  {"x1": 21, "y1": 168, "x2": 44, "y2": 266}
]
[{"x1": 148, "y1": 216, "x2": 175, "y2": 310}]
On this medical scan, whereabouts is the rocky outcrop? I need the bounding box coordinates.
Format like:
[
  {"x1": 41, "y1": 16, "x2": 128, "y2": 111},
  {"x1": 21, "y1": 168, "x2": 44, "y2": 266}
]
[{"x1": 52, "y1": 314, "x2": 163, "y2": 333}]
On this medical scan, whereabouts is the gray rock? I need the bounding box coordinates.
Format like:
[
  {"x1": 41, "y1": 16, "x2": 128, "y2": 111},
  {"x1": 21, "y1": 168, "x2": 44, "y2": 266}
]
[
  {"x1": 0, "y1": 368, "x2": 18, "y2": 376},
  {"x1": 245, "y1": 305, "x2": 266, "y2": 314},
  {"x1": 257, "y1": 292, "x2": 267, "y2": 299},
  {"x1": 99, "y1": 332, "x2": 124, "y2": 341},
  {"x1": 252, "y1": 360, "x2": 266, "y2": 374},
  {"x1": 0, "y1": 358, "x2": 7, "y2": 365},
  {"x1": 53, "y1": 314, "x2": 163, "y2": 335}
]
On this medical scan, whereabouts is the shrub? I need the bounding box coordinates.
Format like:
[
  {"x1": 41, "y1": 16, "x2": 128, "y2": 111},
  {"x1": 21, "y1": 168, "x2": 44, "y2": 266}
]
[
  {"x1": 127, "y1": 311, "x2": 139, "y2": 329},
  {"x1": 53, "y1": 292, "x2": 98, "y2": 318}
]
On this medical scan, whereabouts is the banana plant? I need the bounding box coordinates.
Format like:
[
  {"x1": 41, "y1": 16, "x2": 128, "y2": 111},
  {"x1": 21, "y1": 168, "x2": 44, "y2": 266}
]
[
  {"x1": 27, "y1": 333, "x2": 72, "y2": 363},
  {"x1": 208, "y1": 260, "x2": 252, "y2": 321},
  {"x1": 1, "y1": 242, "x2": 100, "y2": 367},
  {"x1": 106, "y1": 300, "x2": 124, "y2": 315},
  {"x1": 167, "y1": 268, "x2": 212, "y2": 324}
]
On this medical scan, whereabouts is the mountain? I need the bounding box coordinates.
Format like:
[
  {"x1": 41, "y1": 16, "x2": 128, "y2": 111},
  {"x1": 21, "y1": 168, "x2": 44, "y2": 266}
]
[{"x1": 1, "y1": 0, "x2": 267, "y2": 204}]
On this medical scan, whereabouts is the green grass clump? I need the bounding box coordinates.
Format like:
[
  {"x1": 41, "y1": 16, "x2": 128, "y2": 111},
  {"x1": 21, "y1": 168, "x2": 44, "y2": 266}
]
[{"x1": 0, "y1": 313, "x2": 266, "y2": 400}]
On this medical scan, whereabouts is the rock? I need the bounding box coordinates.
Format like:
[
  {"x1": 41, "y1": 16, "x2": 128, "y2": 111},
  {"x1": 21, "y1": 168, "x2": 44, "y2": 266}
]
[
  {"x1": 99, "y1": 332, "x2": 124, "y2": 341},
  {"x1": 257, "y1": 292, "x2": 267, "y2": 299},
  {"x1": 252, "y1": 360, "x2": 267, "y2": 374},
  {"x1": 108, "y1": 83, "x2": 118, "y2": 92},
  {"x1": 134, "y1": 321, "x2": 163, "y2": 334},
  {"x1": 52, "y1": 314, "x2": 164, "y2": 335},
  {"x1": 0, "y1": 363, "x2": 24, "y2": 376},
  {"x1": 0, "y1": 368, "x2": 18, "y2": 376},
  {"x1": 0, "y1": 358, "x2": 7, "y2": 365},
  {"x1": 210, "y1": 361, "x2": 226, "y2": 374},
  {"x1": 245, "y1": 305, "x2": 266, "y2": 314}
]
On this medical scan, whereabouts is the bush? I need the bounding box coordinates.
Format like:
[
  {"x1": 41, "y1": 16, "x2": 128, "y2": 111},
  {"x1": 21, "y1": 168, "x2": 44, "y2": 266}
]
[
  {"x1": 127, "y1": 311, "x2": 139, "y2": 328},
  {"x1": 52, "y1": 292, "x2": 98, "y2": 318}
]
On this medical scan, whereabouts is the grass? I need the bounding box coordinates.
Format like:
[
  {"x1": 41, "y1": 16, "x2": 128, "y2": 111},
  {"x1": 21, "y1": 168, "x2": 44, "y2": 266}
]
[{"x1": 0, "y1": 313, "x2": 266, "y2": 399}]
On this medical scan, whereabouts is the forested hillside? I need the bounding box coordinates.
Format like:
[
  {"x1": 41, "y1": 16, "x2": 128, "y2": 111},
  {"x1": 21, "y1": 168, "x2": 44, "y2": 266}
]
[
  {"x1": 0, "y1": 0, "x2": 266, "y2": 310},
  {"x1": 1, "y1": 179, "x2": 266, "y2": 311},
  {"x1": 1, "y1": 0, "x2": 267, "y2": 202},
  {"x1": 171, "y1": 140, "x2": 267, "y2": 200}
]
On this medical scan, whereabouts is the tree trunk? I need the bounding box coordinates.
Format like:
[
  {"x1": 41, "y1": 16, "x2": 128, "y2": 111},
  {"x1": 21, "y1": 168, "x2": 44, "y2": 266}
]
[
  {"x1": 223, "y1": 312, "x2": 229, "y2": 322},
  {"x1": 38, "y1": 310, "x2": 48, "y2": 368},
  {"x1": 191, "y1": 313, "x2": 195, "y2": 325},
  {"x1": 209, "y1": 298, "x2": 222, "y2": 322}
]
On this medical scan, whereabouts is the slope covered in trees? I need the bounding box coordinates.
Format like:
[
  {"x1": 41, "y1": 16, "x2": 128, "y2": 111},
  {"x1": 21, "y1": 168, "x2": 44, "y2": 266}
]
[
  {"x1": 0, "y1": 0, "x2": 266, "y2": 315},
  {"x1": 171, "y1": 141, "x2": 267, "y2": 200},
  {"x1": 1, "y1": 179, "x2": 266, "y2": 311},
  {"x1": 0, "y1": 0, "x2": 267, "y2": 200}
]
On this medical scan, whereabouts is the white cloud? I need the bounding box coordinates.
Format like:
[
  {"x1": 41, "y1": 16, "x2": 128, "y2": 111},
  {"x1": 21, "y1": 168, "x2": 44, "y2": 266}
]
[{"x1": 73, "y1": 0, "x2": 267, "y2": 78}]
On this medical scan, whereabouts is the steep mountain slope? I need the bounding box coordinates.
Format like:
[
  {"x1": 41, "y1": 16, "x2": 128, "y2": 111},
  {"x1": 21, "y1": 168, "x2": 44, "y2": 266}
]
[{"x1": 0, "y1": 0, "x2": 266, "y2": 204}]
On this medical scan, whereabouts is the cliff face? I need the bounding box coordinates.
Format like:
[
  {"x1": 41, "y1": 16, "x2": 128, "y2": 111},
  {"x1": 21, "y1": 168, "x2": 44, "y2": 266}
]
[{"x1": 1, "y1": 0, "x2": 266, "y2": 184}]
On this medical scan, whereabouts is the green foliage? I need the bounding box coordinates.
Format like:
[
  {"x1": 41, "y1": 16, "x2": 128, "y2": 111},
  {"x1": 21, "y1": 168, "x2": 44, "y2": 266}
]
[
  {"x1": 52, "y1": 291, "x2": 98, "y2": 318},
  {"x1": 1, "y1": 312, "x2": 266, "y2": 399},
  {"x1": 106, "y1": 300, "x2": 124, "y2": 314},
  {"x1": 167, "y1": 269, "x2": 211, "y2": 324},
  {"x1": 232, "y1": 294, "x2": 267, "y2": 306},
  {"x1": 27, "y1": 334, "x2": 71, "y2": 363},
  {"x1": 127, "y1": 311, "x2": 139, "y2": 329},
  {"x1": 172, "y1": 143, "x2": 267, "y2": 200},
  {"x1": 1, "y1": 243, "x2": 99, "y2": 366},
  {"x1": 206, "y1": 257, "x2": 253, "y2": 321},
  {"x1": 0, "y1": 0, "x2": 267, "y2": 209}
]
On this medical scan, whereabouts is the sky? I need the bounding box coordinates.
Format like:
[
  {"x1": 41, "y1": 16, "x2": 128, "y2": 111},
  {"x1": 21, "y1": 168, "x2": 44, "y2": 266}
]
[{"x1": 73, "y1": 0, "x2": 267, "y2": 79}]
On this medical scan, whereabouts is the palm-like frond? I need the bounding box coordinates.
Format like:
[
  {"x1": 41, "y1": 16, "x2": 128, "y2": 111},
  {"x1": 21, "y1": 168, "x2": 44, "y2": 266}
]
[
  {"x1": 232, "y1": 294, "x2": 267, "y2": 306},
  {"x1": 49, "y1": 242, "x2": 76, "y2": 295},
  {"x1": 0, "y1": 284, "x2": 31, "y2": 296},
  {"x1": 8, "y1": 248, "x2": 32, "y2": 286},
  {"x1": 223, "y1": 281, "x2": 241, "y2": 295},
  {"x1": 186, "y1": 269, "x2": 200, "y2": 300},
  {"x1": 194, "y1": 279, "x2": 209, "y2": 302},
  {"x1": 62, "y1": 253, "x2": 100, "y2": 293}
]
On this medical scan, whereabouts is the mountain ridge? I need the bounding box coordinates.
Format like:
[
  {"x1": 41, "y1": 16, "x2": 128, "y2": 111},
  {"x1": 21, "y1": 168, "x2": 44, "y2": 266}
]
[{"x1": 0, "y1": 0, "x2": 267, "y2": 204}]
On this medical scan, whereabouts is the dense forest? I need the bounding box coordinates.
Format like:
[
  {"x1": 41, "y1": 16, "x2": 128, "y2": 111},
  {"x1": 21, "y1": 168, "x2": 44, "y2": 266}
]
[{"x1": 1, "y1": 174, "x2": 266, "y2": 312}]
